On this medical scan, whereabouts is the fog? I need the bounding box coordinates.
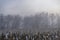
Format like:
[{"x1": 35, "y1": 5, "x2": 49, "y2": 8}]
[
  {"x1": 0, "y1": 0, "x2": 60, "y2": 16},
  {"x1": 0, "y1": 0, "x2": 60, "y2": 32}
]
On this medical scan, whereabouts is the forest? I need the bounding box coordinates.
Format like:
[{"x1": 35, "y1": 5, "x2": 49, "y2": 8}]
[{"x1": 0, "y1": 12, "x2": 60, "y2": 32}]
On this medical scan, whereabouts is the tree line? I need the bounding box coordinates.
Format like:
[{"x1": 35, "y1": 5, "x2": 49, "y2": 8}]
[{"x1": 0, "y1": 12, "x2": 60, "y2": 31}]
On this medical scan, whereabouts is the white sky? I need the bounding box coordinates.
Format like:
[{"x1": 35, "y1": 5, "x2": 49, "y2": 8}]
[{"x1": 1, "y1": 0, "x2": 60, "y2": 16}]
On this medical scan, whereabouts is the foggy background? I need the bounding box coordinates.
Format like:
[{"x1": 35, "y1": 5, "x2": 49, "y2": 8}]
[
  {"x1": 0, "y1": 0, "x2": 60, "y2": 32},
  {"x1": 0, "y1": 0, "x2": 60, "y2": 16}
]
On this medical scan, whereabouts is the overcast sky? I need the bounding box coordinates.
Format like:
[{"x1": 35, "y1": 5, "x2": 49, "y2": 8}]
[{"x1": 0, "y1": 0, "x2": 60, "y2": 16}]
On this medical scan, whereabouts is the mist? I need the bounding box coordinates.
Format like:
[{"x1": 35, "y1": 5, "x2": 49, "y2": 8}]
[
  {"x1": 0, "y1": 0, "x2": 60, "y2": 32},
  {"x1": 0, "y1": 0, "x2": 60, "y2": 16}
]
